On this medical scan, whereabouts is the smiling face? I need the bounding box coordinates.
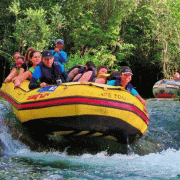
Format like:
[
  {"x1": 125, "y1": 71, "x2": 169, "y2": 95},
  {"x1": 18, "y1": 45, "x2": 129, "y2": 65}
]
[
  {"x1": 120, "y1": 73, "x2": 132, "y2": 85},
  {"x1": 30, "y1": 52, "x2": 41, "y2": 67}
]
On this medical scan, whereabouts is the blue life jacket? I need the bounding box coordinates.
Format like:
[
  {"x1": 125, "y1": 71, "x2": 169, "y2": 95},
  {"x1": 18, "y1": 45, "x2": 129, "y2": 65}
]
[{"x1": 39, "y1": 61, "x2": 65, "y2": 84}]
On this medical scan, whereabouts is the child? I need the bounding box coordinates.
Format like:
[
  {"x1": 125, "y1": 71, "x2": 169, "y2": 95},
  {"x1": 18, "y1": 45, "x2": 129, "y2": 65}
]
[{"x1": 4, "y1": 54, "x2": 26, "y2": 83}]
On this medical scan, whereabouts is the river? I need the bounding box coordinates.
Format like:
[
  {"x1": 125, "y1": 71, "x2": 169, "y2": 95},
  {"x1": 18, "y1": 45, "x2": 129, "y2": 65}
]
[{"x1": 0, "y1": 98, "x2": 180, "y2": 179}]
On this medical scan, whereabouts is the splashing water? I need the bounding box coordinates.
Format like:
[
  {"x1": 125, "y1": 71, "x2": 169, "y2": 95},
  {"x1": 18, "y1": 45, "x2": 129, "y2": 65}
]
[{"x1": 1, "y1": 99, "x2": 180, "y2": 179}]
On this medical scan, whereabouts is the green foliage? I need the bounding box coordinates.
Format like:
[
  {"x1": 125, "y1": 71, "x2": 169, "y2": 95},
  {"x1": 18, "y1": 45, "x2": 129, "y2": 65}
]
[
  {"x1": 9, "y1": 1, "x2": 52, "y2": 52},
  {"x1": 48, "y1": 4, "x2": 66, "y2": 48},
  {"x1": 149, "y1": 0, "x2": 180, "y2": 78},
  {"x1": 59, "y1": 0, "x2": 136, "y2": 72},
  {"x1": 0, "y1": 0, "x2": 180, "y2": 85},
  {"x1": 120, "y1": 3, "x2": 158, "y2": 64},
  {"x1": 0, "y1": 0, "x2": 16, "y2": 62}
]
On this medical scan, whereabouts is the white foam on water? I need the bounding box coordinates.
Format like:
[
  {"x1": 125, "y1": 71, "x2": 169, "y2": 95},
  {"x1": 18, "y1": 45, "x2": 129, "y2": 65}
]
[
  {"x1": 1, "y1": 127, "x2": 180, "y2": 180},
  {"x1": 0, "y1": 130, "x2": 29, "y2": 154}
]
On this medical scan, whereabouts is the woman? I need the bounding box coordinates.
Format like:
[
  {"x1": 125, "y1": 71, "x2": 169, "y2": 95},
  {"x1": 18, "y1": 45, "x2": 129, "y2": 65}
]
[{"x1": 14, "y1": 50, "x2": 41, "y2": 87}]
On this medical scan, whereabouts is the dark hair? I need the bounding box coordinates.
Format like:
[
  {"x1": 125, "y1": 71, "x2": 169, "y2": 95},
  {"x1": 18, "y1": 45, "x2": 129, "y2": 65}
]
[
  {"x1": 108, "y1": 71, "x2": 120, "y2": 80},
  {"x1": 28, "y1": 50, "x2": 39, "y2": 67},
  {"x1": 96, "y1": 65, "x2": 108, "y2": 75},
  {"x1": 85, "y1": 61, "x2": 95, "y2": 68},
  {"x1": 29, "y1": 50, "x2": 39, "y2": 59},
  {"x1": 25, "y1": 47, "x2": 35, "y2": 63}
]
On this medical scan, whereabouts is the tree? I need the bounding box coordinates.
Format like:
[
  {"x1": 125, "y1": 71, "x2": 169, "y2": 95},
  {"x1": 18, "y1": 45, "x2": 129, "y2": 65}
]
[
  {"x1": 151, "y1": 0, "x2": 180, "y2": 78},
  {"x1": 59, "y1": 0, "x2": 136, "y2": 71},
  {"x1": 9, "y1": 0, "x2": 52, "y2": 53}
]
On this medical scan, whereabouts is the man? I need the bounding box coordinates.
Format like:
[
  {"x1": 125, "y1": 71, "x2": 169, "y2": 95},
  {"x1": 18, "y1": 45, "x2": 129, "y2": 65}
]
[
  {"x1": 107, "y1": 66, "x2": 147, "y2": 106},
  {"x1": 29, "y1": 50, "x2": 68, "y2": 89},
  {"x1": 51, "y1": 39, "x2": 67, "y2": 64}
]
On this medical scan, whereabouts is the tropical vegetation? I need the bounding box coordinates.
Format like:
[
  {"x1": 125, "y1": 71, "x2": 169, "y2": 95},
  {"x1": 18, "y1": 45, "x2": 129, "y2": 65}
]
[{"x1": 0, "y1": 0, "x2": 179, "y2": 97}]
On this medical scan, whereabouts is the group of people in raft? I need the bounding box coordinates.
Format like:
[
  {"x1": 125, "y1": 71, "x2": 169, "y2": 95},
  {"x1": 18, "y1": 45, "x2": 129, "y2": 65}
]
[{"x1": 4, "y1": 39, "x2": 147, "y2": 106}]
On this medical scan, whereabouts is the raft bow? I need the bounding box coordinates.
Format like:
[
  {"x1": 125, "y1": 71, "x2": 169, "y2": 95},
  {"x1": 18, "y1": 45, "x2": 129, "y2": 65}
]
[{"x1": 0, "y1": 81, "x2": 149, "y2": 144}]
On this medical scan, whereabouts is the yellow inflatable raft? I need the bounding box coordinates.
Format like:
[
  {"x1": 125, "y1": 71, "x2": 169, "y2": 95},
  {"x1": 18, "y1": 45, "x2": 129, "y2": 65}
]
[{"x1": 0, "y1": 81, "x2": 149, "y2": 144}]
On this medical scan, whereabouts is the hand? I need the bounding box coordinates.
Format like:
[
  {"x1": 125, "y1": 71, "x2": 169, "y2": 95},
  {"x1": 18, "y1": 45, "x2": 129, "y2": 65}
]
[
  {"x1": 140, "y1": 98, "x2": 147, "y2": 106},
  {"x1": 40, "y1": 82, "x2": 49, "y2": 87},
  {"x1": 14, "y1": 79, "x2": 21, "y2": 87},
  {"x1": 54, "y1": 48, "x2": 60, "y2": 54},
  {"x1": 4, "y1": 77, "x2": 11, "y2": 83},
  {"x1": 136, "y1": 94, "x2": 147, "y2": 106},
  {"x1": 12, "y1": 77, "x2": 17, "y2": 82}
]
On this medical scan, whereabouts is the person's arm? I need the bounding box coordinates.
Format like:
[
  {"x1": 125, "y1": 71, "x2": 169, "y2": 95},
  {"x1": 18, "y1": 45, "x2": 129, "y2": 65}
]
[
  {"x1": 4, "y1": 68, "x2": 17, "y2": 83},
  {"x1": 18, "y1": 67, "x2": 25, "y2": 76},
  {"x1": 72, "y1": 74, "x2": 82, "y2": 82},
  {"x1": 14, "y1": 71, "x2": 32, "y2": 87},
  {"x1": 68, "y1": 68, "x2": 79, "y2": 81},
  {"x1": 29, "y1": 66, "x2": 42, "y2": 89},
  {"x1": 78, "y1": 71, "x2": 93, "y2": 82},
  {"x1": 130, "y1": 88, "x2": 147, "y2": 106},
  {"x1": 59, "y1": 50, "x2": 67, "y2": 64},
  {"x1": 136, "y1": 94, "x2": 147, "y2": 106}
]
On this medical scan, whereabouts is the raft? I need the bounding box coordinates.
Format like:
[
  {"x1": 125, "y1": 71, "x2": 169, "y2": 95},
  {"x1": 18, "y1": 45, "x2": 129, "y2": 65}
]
[
  {"x1": 153, "y1": 79, "x2": 180, "y2": 98},
  {"x1": 0, "y1": 81, "x2": 149, "y2": 144}
]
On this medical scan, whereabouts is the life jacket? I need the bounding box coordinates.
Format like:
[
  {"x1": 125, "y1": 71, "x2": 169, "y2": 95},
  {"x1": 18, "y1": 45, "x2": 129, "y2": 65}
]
[
  {"x1": 73, "y1": 66, "x2": 96, "y2": 82},
  {"x1": 38, "y1": 61, "x2": 65, "y2": 84}
]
